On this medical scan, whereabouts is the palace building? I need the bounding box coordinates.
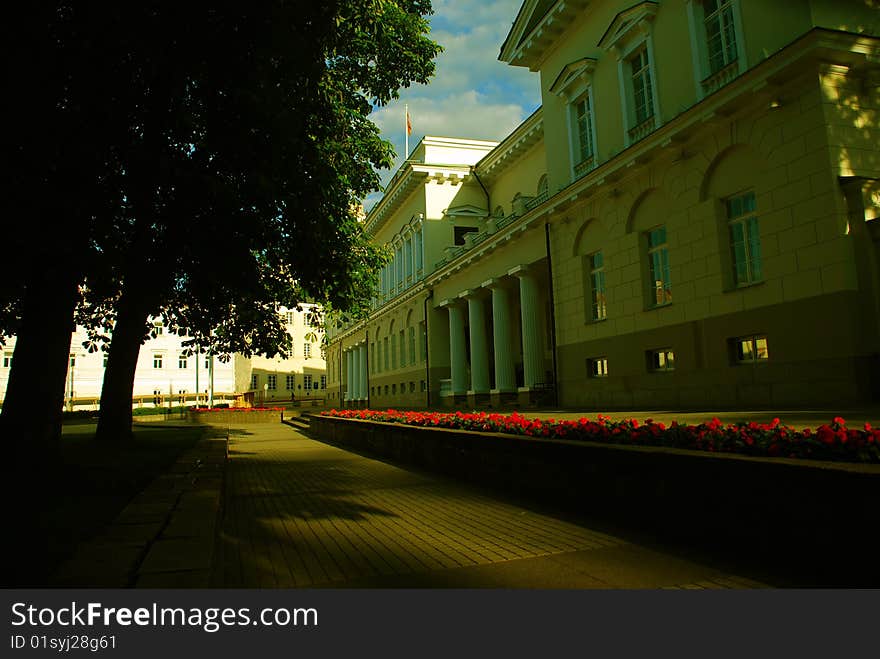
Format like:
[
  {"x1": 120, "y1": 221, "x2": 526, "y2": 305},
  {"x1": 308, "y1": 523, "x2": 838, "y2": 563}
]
[
  {"x1": 0, "y1": 304, "x2": 326, "y2": 409},
  {"x1": 326, "y1": 0, "x2": 880, "y2": 410}
]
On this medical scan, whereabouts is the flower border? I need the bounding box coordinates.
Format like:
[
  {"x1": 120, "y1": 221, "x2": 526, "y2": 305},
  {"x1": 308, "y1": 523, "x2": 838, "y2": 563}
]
[{"x1": 320, "y1": 409, "x2": 880, "y2": 464}]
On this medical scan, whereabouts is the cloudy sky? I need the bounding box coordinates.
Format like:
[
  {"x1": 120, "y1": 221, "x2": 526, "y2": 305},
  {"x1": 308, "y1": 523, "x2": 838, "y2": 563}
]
[{"x1": 364, "y1": 0, "x2": 541, "y2": 209}]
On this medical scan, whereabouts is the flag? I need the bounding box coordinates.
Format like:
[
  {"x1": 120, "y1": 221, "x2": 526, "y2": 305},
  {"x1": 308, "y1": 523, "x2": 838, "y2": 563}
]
[{"x1": 406, "y1": 109, "x2": 412, "y2": 136}]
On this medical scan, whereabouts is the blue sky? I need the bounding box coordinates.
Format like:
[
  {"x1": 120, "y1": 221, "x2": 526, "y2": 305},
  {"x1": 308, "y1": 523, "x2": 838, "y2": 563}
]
[{"x1": 364, "y1": 0, "x2": 541, "y2": 209}]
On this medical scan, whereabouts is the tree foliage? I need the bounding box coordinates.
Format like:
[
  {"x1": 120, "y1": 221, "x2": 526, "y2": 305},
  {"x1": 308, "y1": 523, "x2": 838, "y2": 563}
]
[{"x1": 0, "y1": 0, "x2": 441, "y2": 445}]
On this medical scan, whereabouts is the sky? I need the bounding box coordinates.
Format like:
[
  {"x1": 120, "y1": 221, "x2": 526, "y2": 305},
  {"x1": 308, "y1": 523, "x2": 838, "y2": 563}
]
[{"x1": 363, "y1": 0, "x2": 541, "y2": 210}]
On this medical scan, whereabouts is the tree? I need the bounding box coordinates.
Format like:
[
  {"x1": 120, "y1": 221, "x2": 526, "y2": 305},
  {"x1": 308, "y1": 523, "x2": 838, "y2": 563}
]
[{"x1": 0, "y1": 1, "x2": 441, "y2": 447}]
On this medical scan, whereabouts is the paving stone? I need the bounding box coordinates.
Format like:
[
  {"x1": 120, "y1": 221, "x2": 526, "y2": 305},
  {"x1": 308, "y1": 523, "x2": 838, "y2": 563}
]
[
  {"x1": 213, "y1": 423, "x2": 768, "y2": 589},
  {"x1": 139, "y1": 538, "x2": 214, "y2": 573}
]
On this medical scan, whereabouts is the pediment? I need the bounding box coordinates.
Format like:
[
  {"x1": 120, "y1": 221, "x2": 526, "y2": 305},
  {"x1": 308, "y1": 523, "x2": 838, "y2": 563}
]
[
  {"x1": 443, "y1": 204, "x2": 489, "y2": 219},
  {"x1": 597, "y1": 1, "x2": 658, "y2": 52},
  {"x1": 549, "y1": 57, "x2": 599, "y2": 98}
]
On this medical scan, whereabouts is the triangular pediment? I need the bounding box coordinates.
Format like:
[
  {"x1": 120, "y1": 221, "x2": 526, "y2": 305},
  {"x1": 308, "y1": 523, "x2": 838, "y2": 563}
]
[
  {"x1": 598, "y1": 1, "x2": 658, "y2": 51},
  {"x1": 549, "y1": 58, "x2": 599, "y2": 97},
  {"x1": 443, "y1": 204, "x2": 489, "y2": 219}
]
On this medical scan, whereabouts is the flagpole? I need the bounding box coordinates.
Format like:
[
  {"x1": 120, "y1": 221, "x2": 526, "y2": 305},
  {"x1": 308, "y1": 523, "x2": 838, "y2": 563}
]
[{"x1": 404, "y1": 104, "x2": 409, "y2": 160}]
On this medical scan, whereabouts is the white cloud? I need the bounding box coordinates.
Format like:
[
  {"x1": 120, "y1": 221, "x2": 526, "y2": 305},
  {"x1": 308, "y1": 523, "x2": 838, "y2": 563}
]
[{"x1": 363, "y1": 0, "x2": 541, "y2": 209}]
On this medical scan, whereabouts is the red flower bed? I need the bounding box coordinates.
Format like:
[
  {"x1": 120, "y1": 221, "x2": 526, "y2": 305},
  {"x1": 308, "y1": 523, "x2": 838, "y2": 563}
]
[
  {"x1": 192, "y1": 407, "x2": 284, "y2": 412},
  {"x1": 321, "y1": 410, "x2": 880, "y2": 464}
]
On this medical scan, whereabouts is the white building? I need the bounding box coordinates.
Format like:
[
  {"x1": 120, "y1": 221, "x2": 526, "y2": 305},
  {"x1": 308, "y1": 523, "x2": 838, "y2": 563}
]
[{"x1": 0, "y1": 304, "x2": 326, "y2": 409}]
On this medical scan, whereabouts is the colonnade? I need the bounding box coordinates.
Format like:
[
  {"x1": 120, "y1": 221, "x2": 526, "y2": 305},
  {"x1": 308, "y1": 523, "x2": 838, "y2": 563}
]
[
  {"x1": 343, "y1": 342, "x2": 368, "y2": 402},
  {"x1": 440, "y1": 265, "x2": 545, "y2": 395}
]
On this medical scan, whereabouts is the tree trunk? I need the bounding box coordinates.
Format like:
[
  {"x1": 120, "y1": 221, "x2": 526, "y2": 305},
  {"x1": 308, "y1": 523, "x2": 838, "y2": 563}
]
[
  {"x1": 0, "y1": 267, "x2": 79, "y2": 587},
  {"x1": 95, "y1": 280, "x2": 154, "y2": 441},
  {"x1": 0, "y1": 268, "x2": 79, "y2": 454}
]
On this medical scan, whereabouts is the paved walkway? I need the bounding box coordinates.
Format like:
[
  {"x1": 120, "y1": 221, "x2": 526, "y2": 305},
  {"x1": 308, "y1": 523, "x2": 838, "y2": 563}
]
[{"x1": 211, "y1": 424, "x2": 766, "y2": 589}]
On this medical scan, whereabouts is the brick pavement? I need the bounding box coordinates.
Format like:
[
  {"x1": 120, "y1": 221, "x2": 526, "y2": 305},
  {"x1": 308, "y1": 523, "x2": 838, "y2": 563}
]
[{"x1": 212, "y1": 423, "x2": 767, "y2": 589}]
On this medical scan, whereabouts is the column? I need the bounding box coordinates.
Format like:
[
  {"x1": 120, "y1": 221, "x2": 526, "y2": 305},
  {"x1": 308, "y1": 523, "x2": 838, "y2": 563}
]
[
  {"x1": 484, "y1": 278, "x2": 516, "y2": 392},
  {"x1": 358, "y1": 343, "x2": 368, "y2": 401},
  {"x1": 345, "y1": 349, "x2": 354, "y2": 400},
  {"x1": 461, "y1": 290, "x2": 489, "y2": 394},
  {"x1": 511, "y1": 266, "x2": 544, "y2": 388},
  {"x1": 352, "y1": 345, "x2": 361, "y2": 401},
  {"x1": 444, "y1": 300, "x2": 468, "y2": 395}
]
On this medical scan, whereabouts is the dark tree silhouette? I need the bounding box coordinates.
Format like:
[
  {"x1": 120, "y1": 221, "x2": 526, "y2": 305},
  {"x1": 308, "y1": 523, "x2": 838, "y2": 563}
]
[{"x1": 0, "y1": 1, "x2": 440, "y2": 447}]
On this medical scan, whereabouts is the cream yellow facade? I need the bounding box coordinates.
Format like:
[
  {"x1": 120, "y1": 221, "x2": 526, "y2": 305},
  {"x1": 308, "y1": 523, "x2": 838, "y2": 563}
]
[
  {"x1": 0, "y1": 305, "x2": 325, "y2": 409},
  {"x1": 327, "y1": 0, "x2": 880, "y2": 410}
]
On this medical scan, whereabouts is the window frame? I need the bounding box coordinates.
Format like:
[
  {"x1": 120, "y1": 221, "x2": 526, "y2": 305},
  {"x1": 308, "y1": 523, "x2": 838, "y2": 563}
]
[
  {"x1": 732, "y1": 335, "x2": 769, "y2": 364},
  {"x1": 585, "y1": 250, "x2": 608, "y2": 322},
  {"x1": 549, "y1": 57, "x2": 599, "y2": 183},
  {"x1": 726, "y1": 190, "x2": 762, "y2": 287},
  {"x1": 587, "y1": 357, "x2": 609, "y2": 378},
  {"x1": 152, "y1": 353, "x2": 164, "y2": 370},
  {"x1": 686, "y1": 0, "x2": 747, "y2": 99},
  {"x1": 645, "y1": 225, "x2": 672, "y2": 308},
  {"x1": 648, "y1": 348, "x2": 675, "y2": 373}
]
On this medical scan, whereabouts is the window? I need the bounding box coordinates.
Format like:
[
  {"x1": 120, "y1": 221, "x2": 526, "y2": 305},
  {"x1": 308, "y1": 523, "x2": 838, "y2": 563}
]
[
  {"x1": 396, "y1": 244, "x2": 404, "y2": 291},
  {"x1": 587, "y1": 251, "x2": 607, "y2": 321},
  {"x1": 408, "y1": 327, "x2": 416, "y2": 366},
  {"x1": 727, "y1": 191, "x2": 762, "y2": 285},
  {"x1": 588, "y1": 357, "x2": 609, "y2": 378},
  {"x1": 267, "y1": 375, "x2": 277, "y2": 390},
  {"x1": 409, "y1": 381, "x2": 415, "y2": 393},
  {"x1": 178, "y1": 355, "x2": 188, "y2": 369},
  {"x1": 286, "y1": 375, "x2": 295, "y2": 390},
  {"x1": 420, "y1": 380, "x2": 426, "y2": 392},
  {"x1": 391, "y1": 334, "x2": 397, "y2": 369},
  {"x1": 153, "y1": 354, "x2": 163, "y2": 369},
  {"x1": 646, "y1": 226, "x2": 672, "y2": 306},
  {"x1": 454, "y1": 226, "x2": 478, "y2": 246},
  {"x1": 572, "y1": 94, "x2": 595, "y2": 178},
  {"x1": 304, "y1": 343, "x2": 312, "y2": 358},
  {"x1": 414, "y1": 228, "x2": 424, "y2": 275},
  {"x1": 419, "y1": 322, "x2": 427, "y2": 362},
  {"x1": 383, "y1": 337, "x2": 389, "y2": 371},
  {"x1": 69, "y1": 354, "x2": 76, "y2": 367},
  {"x1": 733, "y1": 335, "x2": 769, "y2": 364},
  {"x1": 384, "y1": 385, "x2": 389, "y2": 395},
  {"x1": 630, "y1": 48, "x2": 654, "y2": 127},
  {"x1": 392, "y1": 383, "x2": 397, "y2": 395},
  {"x1": 649, "y1": 349, "x2": 675, "y2": 372},
  {"x1": 320, "y1": 375, "x2": 326, "y2": 389},
  {"x1": 704, "y1": 0, "x2": 738, "y2": 75},
  {"x1": 598, "y1": 2, "x2": 659, "y2": 143},
  {"x1": 285, "y1": 311, "x2": 295, "y2": 325},
  {"x1": 405, "y1": 238, "x2": 413, "y2": 280},
  {"x1": 688, "y1": 0, "x2": 744, "y2": 96},
  {"x1": 103, "y1": 355, "x2": 108, "y2": 368},
  {"x1": 251, "y1": 374, "x2": 258, "y2": 389},
  {"x1": 399, "y1": 330, "x2": 406, "y2": 367},
  {"x1": 3, "y1": 353, "x2": 11, "y2": 368},
  {"x1": 205, "y1": 357, "x2": 210, "y2": 369},
  {"x1": 304, "y1": 374, "x2": 312, "y2": 390},
  {"x1": 153, "y1": 322, "x2": 164, "y2": 336}
]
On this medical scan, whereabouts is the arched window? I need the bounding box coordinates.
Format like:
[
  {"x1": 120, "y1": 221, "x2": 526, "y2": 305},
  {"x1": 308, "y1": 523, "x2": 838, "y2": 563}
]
[{"x1": 537, "y1": 174, "x2": 549, "y2": 199}]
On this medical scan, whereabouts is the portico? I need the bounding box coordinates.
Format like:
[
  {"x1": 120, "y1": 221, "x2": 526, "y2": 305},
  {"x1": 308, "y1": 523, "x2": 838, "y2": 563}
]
[{"x1": 438, "y1": 262, "x2": 553, "y2": 408}]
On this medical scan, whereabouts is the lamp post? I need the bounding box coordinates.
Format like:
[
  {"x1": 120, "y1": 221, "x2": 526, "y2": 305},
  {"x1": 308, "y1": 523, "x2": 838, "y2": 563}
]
[{"x1": 262, "y1": 383, "x2": 268, "y2": 408}]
